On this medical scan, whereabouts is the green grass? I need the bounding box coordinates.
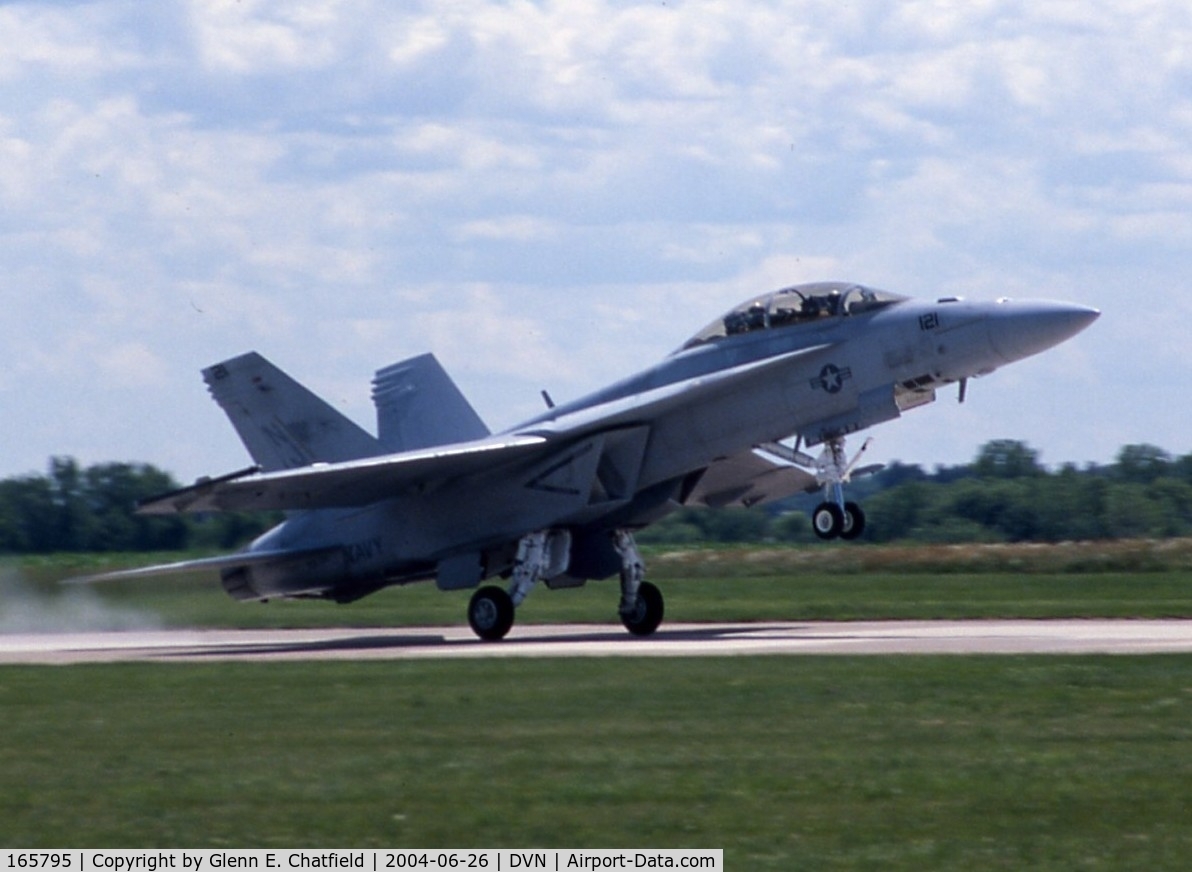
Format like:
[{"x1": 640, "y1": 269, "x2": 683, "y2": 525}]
[
  {"x1": 2, "y1": 657, "x2": 1192, "y2": 869},
  {"x1": 5, "y1": 554, "x2": 1192, "y2": 630},
  {"x1": 6, "y1": 545, "x2": 1192, "y2": 867}
]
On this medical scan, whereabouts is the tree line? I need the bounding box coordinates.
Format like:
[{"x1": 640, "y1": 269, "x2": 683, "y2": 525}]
[
  {"x1": 0, "y1": 457, "x2": 273, "y2": 554},
  {"x1": 0, "y1": 441, "x2": 1189, "y2": 553}
]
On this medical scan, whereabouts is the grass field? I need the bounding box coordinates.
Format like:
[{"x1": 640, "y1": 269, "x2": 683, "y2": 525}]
[
  {"x1": 4, "y1": 542, "x2": 1192, "y2": 868},
  {"x1": 6, "y1": 540, "x2": 1192, "y2": 629},
  {"x1": 2, "y1": 657, "x2": 1191, "y2": 869}
]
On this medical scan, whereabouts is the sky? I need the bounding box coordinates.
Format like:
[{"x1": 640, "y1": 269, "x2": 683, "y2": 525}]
[{"x1": 1, "y1": 0, "x2": 1189, "y2": 484}]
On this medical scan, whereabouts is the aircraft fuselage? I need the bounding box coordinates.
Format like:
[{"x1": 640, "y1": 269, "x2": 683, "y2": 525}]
[{"x1": 232, "y1": 290, "x2": 1097, "y2": 602}]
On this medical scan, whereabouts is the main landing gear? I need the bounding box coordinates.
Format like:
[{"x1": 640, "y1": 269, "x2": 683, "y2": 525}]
[
  {"x1": 805, "y1": 436, "x2": 874, "y2": 541},
  {"x1": 613, "y1": 530, "x2": 664, "y2": 636},
  {"x1": 466, "y1": 528, "x2": 664, "y2": 641}
]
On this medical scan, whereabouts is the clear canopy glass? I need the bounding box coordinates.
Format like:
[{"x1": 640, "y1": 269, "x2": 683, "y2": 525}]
[{"x1": 678, "y1": 282, "x2": 908, "y2": 351}]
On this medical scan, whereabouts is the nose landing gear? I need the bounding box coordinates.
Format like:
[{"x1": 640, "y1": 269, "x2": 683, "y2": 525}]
[{"x1": 808, "y1": 436, "x2": 874, "y2": 541}]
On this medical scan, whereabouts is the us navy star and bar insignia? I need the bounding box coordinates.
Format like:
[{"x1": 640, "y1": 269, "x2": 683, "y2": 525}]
[{"x1": 810, "y1": 363, "x2": 853, "y2": 394}]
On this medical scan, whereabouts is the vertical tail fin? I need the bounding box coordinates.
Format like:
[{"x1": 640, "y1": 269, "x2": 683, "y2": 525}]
[
  {"x1": 204, "y1": 352, "x2": 383, "y2": 471},
  {"x1": 372, "y1": 353, "x2": 490, "y2": 452}
]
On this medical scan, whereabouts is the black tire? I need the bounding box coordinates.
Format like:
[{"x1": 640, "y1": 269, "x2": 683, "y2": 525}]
[
  {"x1": 839, "y1": 501, "x2": 866, "y2": 541},
  {"x1": 812, "y1": 502, "x2": 844, "y2": 540},
  {"x1": 468, "y1": 586, "x2": 515, "y2": 641},
  {"x1": 621, "y1": 580, "x2": 664, "y2": 637}
]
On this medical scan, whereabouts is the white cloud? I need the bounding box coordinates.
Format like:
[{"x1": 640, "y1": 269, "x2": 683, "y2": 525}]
[
  {"x1": 96, "y1": 343, "x2": 170, "y2": 388},
  {"x1": 409, "y1": 284, "x2": 575, "y2": 380},
  {"x1": 457, "y1": 216, "x2": 561, "y2": 243},
  {"x1": 0, "y1": 0, "x2": 1189, "y2": 480},
  {"x1": 0, "y1": 5, "x2": 115, "y2": 80},
  {"x1": 385, "y1": 14, "x2": 450, "y2": 67},
  {"x1": 189, "y1": 0, "x2": 353, "y2": 73}
]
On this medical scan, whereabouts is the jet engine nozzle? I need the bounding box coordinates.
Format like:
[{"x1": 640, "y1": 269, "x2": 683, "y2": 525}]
[{"x1": 986, "y1": 300, "x2": 1100, "y2": 364}]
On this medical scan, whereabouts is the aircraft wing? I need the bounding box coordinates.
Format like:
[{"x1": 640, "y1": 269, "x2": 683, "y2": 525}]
[
  {"x1": 66, "y1": 547, "x2": 338, "y2": 584},
  {"x1": 138, "y1": 433, "x2": 549, "y2": 514},
  {"x1": 139, "y1": 343, "x2": 833, "y2": 516},
  {"x1": 684, "y1": 448, "x2": 819, "y2": 509}
]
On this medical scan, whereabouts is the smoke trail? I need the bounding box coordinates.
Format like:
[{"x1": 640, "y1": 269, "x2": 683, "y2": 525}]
[{"x1": 0, "y1": 566, "x2": 162, "y2": 634}]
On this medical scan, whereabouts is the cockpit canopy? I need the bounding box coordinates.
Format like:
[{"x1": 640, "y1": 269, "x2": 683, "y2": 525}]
[{"x1": 678, "y1": 282, "x2": 908, "y2": 352}]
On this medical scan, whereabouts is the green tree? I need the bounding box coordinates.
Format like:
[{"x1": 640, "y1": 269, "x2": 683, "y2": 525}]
[
  {"x1": 0, "y1": 476, "x2": 58, "y2": 552},
  {"x1": 1032, "y1": 466, "x2": 1110, "y2": 541},
  {"x1": 48, "y1": 456, "x2": 95, "y2": 550},
  {"x1": 1146, "y1": 478, "x2": 1192, "y2": 537},
  {"x1": 1103, "y1": 483, "x2": 1166, "y2": 539},
  {"x1": 973, "y1": 439, "x2": 1043, "y2": 479},
  {"x1": 1115, "y1": 444, "x2": 1172, "y2": 484},
  {"x1": 81, "y1": 462, "x2": 188, "y2": 551},
  {"x1": 0, "y1": 459, "x2": 188, "y2": 554},
  {"x1": 862, "y1": 480, "x2": 939, "y2": 542}
]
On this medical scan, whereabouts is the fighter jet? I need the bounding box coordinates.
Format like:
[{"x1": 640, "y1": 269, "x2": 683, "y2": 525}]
[{"x1": 80, "y1": 282, "x2": 1098, "y2": 640}]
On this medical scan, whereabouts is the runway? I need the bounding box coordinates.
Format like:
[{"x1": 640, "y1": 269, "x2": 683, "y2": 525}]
[{"x1": 2, "y1": 620, "x2": 1192, "y2": 663}]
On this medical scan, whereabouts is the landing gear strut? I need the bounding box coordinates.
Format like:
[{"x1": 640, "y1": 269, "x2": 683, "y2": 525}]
[
  {"x1": 809, "y1": 436, "x2": 871, "y2": 541},
  {"x1": 613, "y1": 530, "x2": 664, "y2": 636},
  {"x1": 467, "y1": 530, "x2": 570, "y2": 641},
  {"x1": 466, "y1": 529, "x2": 666, "y2": 640}
]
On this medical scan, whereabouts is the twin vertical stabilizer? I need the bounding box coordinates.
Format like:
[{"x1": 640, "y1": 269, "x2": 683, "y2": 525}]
[
  {"x1": 204, "y1": 351, "x2": 490, "y2": 471},
  {"x1": 372, "y1": 353, "x2": 490, "y2": 452},
  {"x1": 204, "y1": 353, "x2": 384, "y2": 471}
]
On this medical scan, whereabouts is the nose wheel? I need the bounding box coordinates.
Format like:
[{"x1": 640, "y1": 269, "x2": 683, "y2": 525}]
[{"x1": 812, "y1": 500, "x2": 865, "y2": 541}]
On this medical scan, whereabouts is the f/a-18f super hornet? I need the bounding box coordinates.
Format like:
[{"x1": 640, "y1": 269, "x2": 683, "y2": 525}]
[{"x1": 81, "y1": 283, "x2": 1098, "y2": 640}]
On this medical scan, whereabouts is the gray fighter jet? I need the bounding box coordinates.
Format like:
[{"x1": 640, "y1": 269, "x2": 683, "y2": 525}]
[{"x1": 82, "y1": 282, "x2": 1098, "y2": 640}]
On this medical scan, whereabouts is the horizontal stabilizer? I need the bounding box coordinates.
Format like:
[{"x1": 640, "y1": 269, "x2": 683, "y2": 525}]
[
  {"x1": 66, "y1": 546, "x2": 337, "y2": 585},
  {"x1": 372, "y1": 353, "x2": 490, "y2": 452},
  {"x1": 205, "y1": 352, "x2": 383, "y2": 471}
]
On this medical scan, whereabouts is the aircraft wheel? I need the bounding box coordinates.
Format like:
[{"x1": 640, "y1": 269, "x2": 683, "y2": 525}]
[
  {"x1": 840, "y1": 501, "x2": 866, "y2": 541},
  {"x1": 468, "y1": 585, "x2": 515, "y2": 641},
  {"x1": 812, "y1": 502, "x2": 844, "y2": 540},
  {"x1": 621, "y1": 580, "x2": 664, "y2": 637}
]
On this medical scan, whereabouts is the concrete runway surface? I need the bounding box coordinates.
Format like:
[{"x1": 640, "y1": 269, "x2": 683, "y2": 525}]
[{"x1": 2, "y1": 620, "x2": 1192, "y2": 664}]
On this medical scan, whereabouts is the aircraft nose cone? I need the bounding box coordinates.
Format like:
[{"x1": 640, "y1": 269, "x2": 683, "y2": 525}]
[{"x1": 986, "y1": 300, "x2": 1100, "y2": 364}]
